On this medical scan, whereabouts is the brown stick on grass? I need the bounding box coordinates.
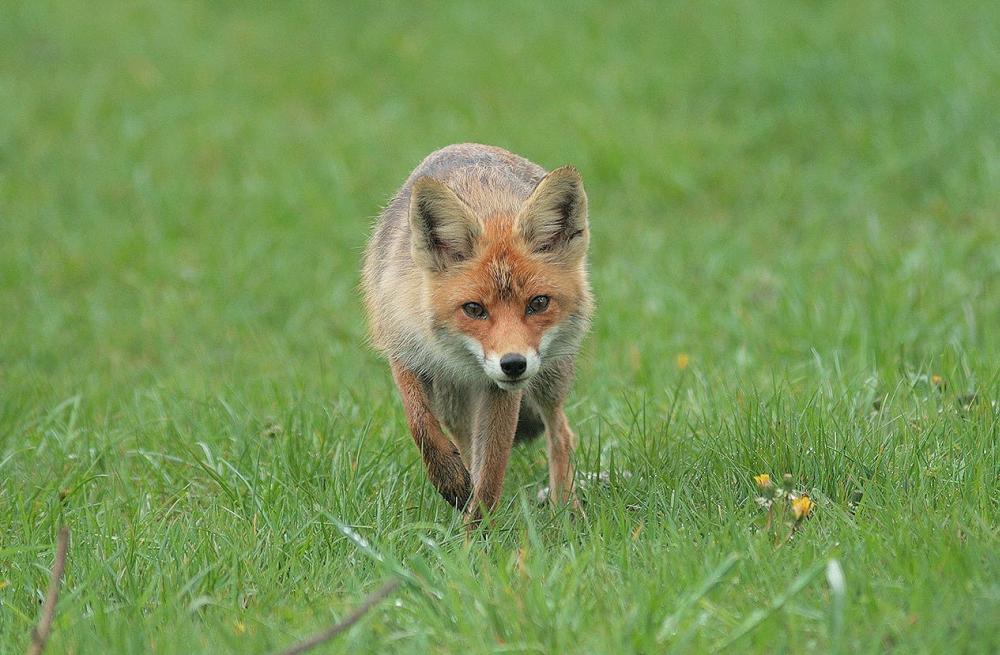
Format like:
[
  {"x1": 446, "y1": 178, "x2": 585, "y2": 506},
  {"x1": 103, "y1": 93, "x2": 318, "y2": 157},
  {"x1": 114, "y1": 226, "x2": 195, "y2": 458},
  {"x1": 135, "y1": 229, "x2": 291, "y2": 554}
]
[
  {"x1": 274, "y1": 578, "x2": 401, "y2": 655},
  {"x1": 27, "y1": 526, "x2": 69, "y2": 655}
]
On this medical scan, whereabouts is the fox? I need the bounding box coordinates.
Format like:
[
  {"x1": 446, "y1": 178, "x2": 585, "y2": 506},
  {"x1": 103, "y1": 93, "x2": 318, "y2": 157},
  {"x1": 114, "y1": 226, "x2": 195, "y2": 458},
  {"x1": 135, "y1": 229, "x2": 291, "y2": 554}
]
[{"x1": 361, "y1": 143, "x2": 594, "y2": 526}]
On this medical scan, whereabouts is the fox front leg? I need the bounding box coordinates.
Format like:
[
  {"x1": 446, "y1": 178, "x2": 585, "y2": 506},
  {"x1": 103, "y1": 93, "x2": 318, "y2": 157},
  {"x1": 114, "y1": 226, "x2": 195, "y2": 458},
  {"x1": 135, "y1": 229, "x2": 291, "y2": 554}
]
[
  {"x1": 465, "y1": 388, "x2": 522, "y2": 527},
  {"x1": 530, "y1": 360, "x2": 580, "y2": 510},
  {"x1": 542, "y1": 405, "x2": 578, "y2": 508},
  {"x1": 390, "y1": 361, "x2": 472, "y2": 509}
]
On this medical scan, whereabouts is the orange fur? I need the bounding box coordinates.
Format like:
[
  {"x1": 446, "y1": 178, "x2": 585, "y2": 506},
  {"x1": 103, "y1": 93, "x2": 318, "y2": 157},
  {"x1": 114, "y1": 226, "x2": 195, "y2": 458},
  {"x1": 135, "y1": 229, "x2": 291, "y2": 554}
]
[{"x1": 430, "y1": 219, "x2": 586, "y2": 362}]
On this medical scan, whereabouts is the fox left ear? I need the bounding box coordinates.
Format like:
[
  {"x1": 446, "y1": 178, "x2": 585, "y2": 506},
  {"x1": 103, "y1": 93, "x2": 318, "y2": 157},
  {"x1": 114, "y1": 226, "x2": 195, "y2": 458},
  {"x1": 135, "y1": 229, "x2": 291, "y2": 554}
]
[
  {"x1": 515, "y1": 166, "x2": 589, "y2": 261},
  {"x1": 409, "y1": 176, "x2": 481, "y2": 272}
]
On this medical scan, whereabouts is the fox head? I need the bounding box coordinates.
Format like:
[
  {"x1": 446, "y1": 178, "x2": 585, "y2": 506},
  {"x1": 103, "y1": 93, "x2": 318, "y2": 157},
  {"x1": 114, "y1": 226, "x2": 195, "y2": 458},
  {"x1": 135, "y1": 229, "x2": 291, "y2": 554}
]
[{"x1": 409, "y1": 167, "x2": 592, "y2": 390}]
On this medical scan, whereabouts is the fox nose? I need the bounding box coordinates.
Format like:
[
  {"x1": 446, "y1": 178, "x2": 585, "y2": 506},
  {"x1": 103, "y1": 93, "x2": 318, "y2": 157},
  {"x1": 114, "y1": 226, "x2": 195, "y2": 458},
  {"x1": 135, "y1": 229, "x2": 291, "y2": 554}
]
[{"x1": 499, "y1": 353, "x2": 527, "y2": 378}]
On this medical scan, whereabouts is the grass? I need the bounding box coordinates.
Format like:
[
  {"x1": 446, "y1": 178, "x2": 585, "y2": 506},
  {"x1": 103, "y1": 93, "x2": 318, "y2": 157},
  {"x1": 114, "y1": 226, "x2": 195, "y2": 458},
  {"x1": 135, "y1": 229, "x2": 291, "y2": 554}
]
[{"x1": 2, "y1": 1, "x2": 999, "y2": 652}]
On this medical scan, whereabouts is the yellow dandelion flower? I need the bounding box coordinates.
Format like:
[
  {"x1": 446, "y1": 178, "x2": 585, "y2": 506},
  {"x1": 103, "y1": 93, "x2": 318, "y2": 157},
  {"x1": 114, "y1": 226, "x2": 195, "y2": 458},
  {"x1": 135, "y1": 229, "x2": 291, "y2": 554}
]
[
  {"x1": 677, "y1": 353, "x2": 690, "y2": 370},
  {"x1": 234, "y1": 620, "x2": 246, "y2": 635},
  {"x1": 792, "y1": 495, "x2": 814, "y2": 520},
  {"x1": 753, "y1": 473, "x2": 772, "y2": 489},
  {"x1": 517, "y1": 546, "x2": 528, "y2": 577}
]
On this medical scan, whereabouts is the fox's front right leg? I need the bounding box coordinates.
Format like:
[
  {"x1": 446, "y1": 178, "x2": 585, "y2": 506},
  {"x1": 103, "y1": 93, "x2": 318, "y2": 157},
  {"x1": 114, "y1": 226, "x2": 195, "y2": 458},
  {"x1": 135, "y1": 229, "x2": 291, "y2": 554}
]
[{"x1": 390, "y1": 361, "x2": 472, "y2": 509}]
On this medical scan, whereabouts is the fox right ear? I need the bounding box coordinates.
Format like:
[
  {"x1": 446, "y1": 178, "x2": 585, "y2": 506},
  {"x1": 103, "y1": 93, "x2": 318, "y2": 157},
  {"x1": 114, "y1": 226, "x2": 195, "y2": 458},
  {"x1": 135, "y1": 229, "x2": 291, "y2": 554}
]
[
  {"x1": 515, "y1": 166, "x2": 589, "y2": 262},
  {"x1": 409, "y1": 177, "x2": 481, "y2": 271}
]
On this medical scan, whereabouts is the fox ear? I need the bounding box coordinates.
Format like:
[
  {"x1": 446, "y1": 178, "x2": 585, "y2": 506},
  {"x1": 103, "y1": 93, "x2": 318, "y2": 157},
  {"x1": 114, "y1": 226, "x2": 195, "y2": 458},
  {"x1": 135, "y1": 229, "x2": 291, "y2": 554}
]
[
  {"x1": 409, "y1": 177, "x2": 481, "y2": 271},
  {"x1": 516, "y1": 166, "x2": 589, "y2": 260}
]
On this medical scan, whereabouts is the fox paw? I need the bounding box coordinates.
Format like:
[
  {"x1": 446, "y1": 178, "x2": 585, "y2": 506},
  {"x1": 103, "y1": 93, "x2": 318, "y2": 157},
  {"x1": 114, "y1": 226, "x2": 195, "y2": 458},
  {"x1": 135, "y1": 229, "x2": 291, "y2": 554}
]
[{"x1": 428, "y1": 450, "x2": 472, "y2": 509}]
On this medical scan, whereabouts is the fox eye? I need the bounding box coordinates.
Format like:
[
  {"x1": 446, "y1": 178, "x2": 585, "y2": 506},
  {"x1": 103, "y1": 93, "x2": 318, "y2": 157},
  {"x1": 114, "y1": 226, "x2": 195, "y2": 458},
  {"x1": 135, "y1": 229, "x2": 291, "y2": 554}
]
[
  {"x1": 462, "y1": 302, "x2": 488, "y2": 320},
  {"x1": 526, "y1": 295, "x2": 550, "y2": 315}
]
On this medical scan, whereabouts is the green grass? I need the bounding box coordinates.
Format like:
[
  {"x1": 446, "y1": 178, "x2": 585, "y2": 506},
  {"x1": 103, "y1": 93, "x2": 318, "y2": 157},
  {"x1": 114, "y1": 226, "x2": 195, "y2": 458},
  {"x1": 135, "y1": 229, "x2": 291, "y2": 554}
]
[{"x1": 2, "y1": 1, "x2": 999, "y2": 652}]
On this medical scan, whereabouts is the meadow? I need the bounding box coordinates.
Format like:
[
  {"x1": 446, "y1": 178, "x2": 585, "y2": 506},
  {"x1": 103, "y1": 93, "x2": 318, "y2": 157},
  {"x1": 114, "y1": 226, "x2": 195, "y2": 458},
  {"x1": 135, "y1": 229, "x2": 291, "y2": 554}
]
[{"x1": 2, "y1": 1, "x2": 999, "y2": 652}]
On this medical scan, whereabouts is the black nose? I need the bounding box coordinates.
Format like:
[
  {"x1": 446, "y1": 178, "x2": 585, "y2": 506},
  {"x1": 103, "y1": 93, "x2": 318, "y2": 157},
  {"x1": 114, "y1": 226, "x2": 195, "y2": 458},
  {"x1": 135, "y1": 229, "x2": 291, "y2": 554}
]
[{"x1": 499, "y1": 353, "x2": 527, "y2": 377}]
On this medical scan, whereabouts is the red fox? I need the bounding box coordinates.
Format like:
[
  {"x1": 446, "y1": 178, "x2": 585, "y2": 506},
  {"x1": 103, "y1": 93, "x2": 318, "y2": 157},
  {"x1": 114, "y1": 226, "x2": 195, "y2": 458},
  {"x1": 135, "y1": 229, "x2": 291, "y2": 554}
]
[{"x1": 362, "y1": 144, "x2": 593, "y2": 525}]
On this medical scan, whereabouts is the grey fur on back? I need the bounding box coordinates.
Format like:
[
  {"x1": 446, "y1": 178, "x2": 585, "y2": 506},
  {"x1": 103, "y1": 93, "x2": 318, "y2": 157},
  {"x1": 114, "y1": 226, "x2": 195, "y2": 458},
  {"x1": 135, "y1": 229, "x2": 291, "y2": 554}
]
[
  {"x1": 365, "y1": 144, "x2": 548, "y2": 283},
  {"x1": 387, "y1": 143, "x2": 546, "y2": 218}
]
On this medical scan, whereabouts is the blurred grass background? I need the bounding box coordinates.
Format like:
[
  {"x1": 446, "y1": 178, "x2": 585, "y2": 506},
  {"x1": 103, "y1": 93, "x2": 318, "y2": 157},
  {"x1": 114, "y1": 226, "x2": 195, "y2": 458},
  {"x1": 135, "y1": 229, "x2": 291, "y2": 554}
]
[{"x1": 2, "y1": 1, "x2": 999, "y2": 653}]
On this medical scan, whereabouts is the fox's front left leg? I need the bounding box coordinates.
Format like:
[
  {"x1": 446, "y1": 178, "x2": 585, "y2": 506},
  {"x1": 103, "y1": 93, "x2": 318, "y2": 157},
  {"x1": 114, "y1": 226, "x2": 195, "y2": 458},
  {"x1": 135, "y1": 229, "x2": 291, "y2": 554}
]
[
  {"x1": 465, "y1": 388, "x2": 522, "y2": 527},
  {"x1": 541, "y1": 405, "x2": 578, "y2": 508},
  {"x1": 390, "y1": 361, "x2": 472, "y2": 509}
]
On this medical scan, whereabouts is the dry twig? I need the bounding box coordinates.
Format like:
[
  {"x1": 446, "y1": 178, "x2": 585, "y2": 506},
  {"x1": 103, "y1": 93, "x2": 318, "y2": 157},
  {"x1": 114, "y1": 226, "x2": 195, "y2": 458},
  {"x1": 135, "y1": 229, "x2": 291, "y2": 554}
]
[
  {"x1": 274, "y1": 578, "x2": 401, "y2": 655},
  {"x1": 27, "y1": 526, "x2": 70, "y2": 655}
]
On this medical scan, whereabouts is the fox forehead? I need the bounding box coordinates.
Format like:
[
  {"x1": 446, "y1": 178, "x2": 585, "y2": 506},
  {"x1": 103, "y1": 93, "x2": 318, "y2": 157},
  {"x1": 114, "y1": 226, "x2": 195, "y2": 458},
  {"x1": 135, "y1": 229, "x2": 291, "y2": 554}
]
[
  {"x1": 476, "y1": 249, "x2": 551, "y2": 303},
  {"x1": 432, "y1": 221, "x2": 569, "y2": 306}
]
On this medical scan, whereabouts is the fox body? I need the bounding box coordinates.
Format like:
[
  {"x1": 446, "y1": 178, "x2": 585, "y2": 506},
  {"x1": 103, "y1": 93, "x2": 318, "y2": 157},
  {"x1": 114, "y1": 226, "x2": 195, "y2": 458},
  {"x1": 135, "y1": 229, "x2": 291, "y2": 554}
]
[{"x1": 362, "y1": 144, "x2": 593, "y2": 524}]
